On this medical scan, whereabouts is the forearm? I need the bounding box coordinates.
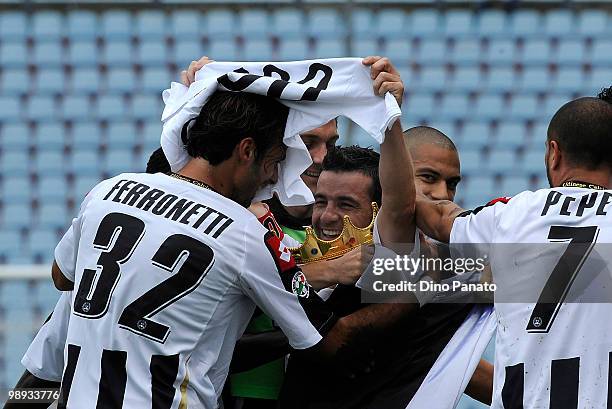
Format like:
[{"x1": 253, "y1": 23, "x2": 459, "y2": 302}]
[
  {"x1": 465, "y1": 359, "x2": 493, "y2": 405},
  {"x1": 415, "y1": 194, "x2": 464, "y2": 243}
]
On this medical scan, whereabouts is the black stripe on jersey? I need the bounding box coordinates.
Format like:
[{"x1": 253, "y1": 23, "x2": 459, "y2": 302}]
[
  {"x1": 263, "y1": 231, "x2": 337, "y2": 335},
  {"x1": 551, "y1": 357, "x2": 579, "y2": 409},
  {"x1": 96, "y1": 350, "x2": 128, "y2": 409},
  {"x1": 57, "y1": 344, "x2": 81, "y2": 409},
  {"x1": 501, "y1": 363, "x2": 524, "y2": 409},
  {"x1": 151, "y1": 354, "x2": 180, "y2": 409},
  {"x1": 457, "y1": 196, "x2": 512, "y2": 218}
]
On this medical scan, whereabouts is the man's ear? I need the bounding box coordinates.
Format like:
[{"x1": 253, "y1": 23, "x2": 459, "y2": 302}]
[
  {"x1": 547, "y1": 139, "x2": 562, "y2": 171},
  {"x1": 236, "y1": 137, "x2": 257, "y2": 164}
]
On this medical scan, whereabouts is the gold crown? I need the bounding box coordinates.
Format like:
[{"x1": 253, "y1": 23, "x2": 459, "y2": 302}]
[{"x1": 289, "y1": 202, "x2": 378, "y2": 264}]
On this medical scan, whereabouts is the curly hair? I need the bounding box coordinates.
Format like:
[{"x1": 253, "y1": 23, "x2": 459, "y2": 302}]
[
  {"x1": 597, "y1": 86, "x2": 612, "y2": 104},
  {"x1": 183, "y1": 91, "x2": 289, "y2": 165}
]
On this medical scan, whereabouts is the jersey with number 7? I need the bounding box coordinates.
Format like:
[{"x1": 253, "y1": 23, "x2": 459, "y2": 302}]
[{"x1": 451, "y1": 186, "x2": 612, "y2": 409}]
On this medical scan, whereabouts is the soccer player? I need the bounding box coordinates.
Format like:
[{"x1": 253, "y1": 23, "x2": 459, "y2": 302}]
[
  {"x1": 47, "y1": 91, "x2": 355, "y2": 408},
  {"x1": 412, "y1": 96, "x2": 612, "y2": 408}
]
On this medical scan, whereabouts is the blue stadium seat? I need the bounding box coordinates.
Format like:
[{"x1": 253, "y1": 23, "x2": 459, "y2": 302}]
[
  {"x1": 101, "y1": 10, "x2": 133, "y2": 39},
  {"x1": 0, "y1": 231, "x2": 22, "y2": 260},
  {"x1": 32, "y1": 11, "x2": 63, "y2": 40},
  {"x1": 243, "y1": 39, "x2": 274, "y2": 61},
  {"x1": 34, "y1": 149, "x2": 65, "y2": 176},
  {"x1": 95, "y1": 95, "x2": 126, "y2": 120},
  {"x1": 0, "y1": 149, "x2": 29, "y2": 176},
  {"x1": 428, "y1": 121, "x2": 455, "y2": 141},
  {"x1": 33, "y1": 42, "x2": 63, "y2": 67},
  {"x1": 521, "y1": 39, "x2": 550, "y2": 65},
  {"x1": 278, "y1": 38, "x2": 309, "y2": 61},
  {"x1": 531, "y1": 121, "x2": 549, "y2": 144},
  {"x1": 208, "y1": 39, "x2": 239, "y2": 62},
  {"x1": 384, "y1": 39, "x2": 411, "y2": 65},
  {"x1": 238, "y1": 10, "x2": 270, "y2": 38},
  {"x1": 173, "y1": 40, "x2": 203, "y2": 66},
  {"x1": 0, "y1": 69, "x2": 30, "y2": 95},
  {"x1": 486, "y1": 39, "x2": 516, "y2": 64},
  {"x1": 2, "y1": 174, "x2": 31, "y2": 202},
  {"x1": 135, "y1": 10, "x2": 166, "y2": 40},
  {"x1": 61, "y1": 95, "x2": 91, "y2": 121},
  {"x1": 351, "y1": 8, "x2": 375, "y2": 38},
  {"x1": 509, "y1": 94, "x2": 539, "y2": 119},
  {"x1": 142, "y1": 67, "x2": 174, "y2": 93},
  {"x1": 33, "y1": 281, "x2": 60, "y2": 310},
  {"x1": 170, "y1": 11, "x2": 202, "y2": 40},
  {"x1": 502, "y1": 175, "x2": 530, "y2": 196},
  {"x1": 308, "y1": 9, "x2": 344, "y2": 38},
  {"x1": 132, "y1": 95, "x2": 161, "y2": 120},
  {"x1": 0, "y1": 42, "x2": 28, "y2": 68},
  {"x1": 522, "y1": 149, "x2": 546, "y2": 174},
  {"x1": 556, "y1": 39, "x2": 585, "y2": 64},
  {"x1": 587, "y1": 67, "x2": 612, "y2": 93},
  {"x1": 458, "y1": 150, "x2": 483, "y2": 175},
  {"x1": 67, "y1": 40, "x2": 98, "y2": 68},
  {"x1": 1, "y1": 123, "x2": 29, "y2": 150},
  {"x1": 460, "y1": 123, "x2": 491, "y2": 150},
  {"x1": 543, "y1": 94, "x2": 570, "y2": 117},
  {"x1": 313, "y1": 39, "x2": 345, "y2": 59},
  {"x1": 444, "y1": 10, "x2": 474, "y2": 36},
  {"x1": 449, "y1": 67, "x2": 480, "y2": 91},
  {"x1": 487, "y1": 149, "x2": 517, "y2": 173},
  {"x1": 103, "y1": 40, "x2": 133, "y2": 67},
  {"x1": 415, "y1": 67, "x2": 447, "y2": 92},
  {"x1": 408, "y1": 9, "x2": 440, "y2": 36},
  {"x1": 137, "y1": 40, "x2": 168, "y2": 66},
  {"x1": 70, "y1": 68, "x2": 101, "y2": 94},
  {"x1": 26, "y1": 96, "x2": 56, "y2": 122},
  {"x1": 519, "y1": 67, "x2": 551, "y2": 92},
  {"x1": 104, "y1": 148, "x2": 135, "y2": 175},
  {"x1": 475, "y1": 95, "x2": 504, "y2": 119},
  {"x1": 68, "y1": 148, "x2": 101, "y2": 175},
  {"x1": 553, "y1": 67, "x2": 585, "y2": 93},
  {"x1": 405, "y1": 93, "x2": 434, "y2": 118},
  {"x1": 36, "y1": 202, "x2": 69, "y2": 229},
  {"x1": 417, "y1": 39, "x2": 446, "y2": 64},
  {"x1": 375, "y1": 9, "x2": 407, "y2": 37},
  {"x1": 440, "y1": 94, "x2": 470, "y2": 119},
  {"x1": 510, "y1": 10, "x2": 541, "y2": 36},
  {"x1": 577, "y1": 10, "x2": 608, "y2": 36},
  {"x1": 477, "y1": 10, "x2": 507, "y2": 37},
  {"x1": 205, "y1": 10, "x2": 235, "y2": 38},
  {"x1": 450, "y1": 39, "x2": 481, "y2": 65},
  {"x1": 67, "y1": 11, "x2": 98, "y2": 40},
  {"x1": 271, "y1": 9, "x2": 305, "y2": 38},
  {"x1": 465, "y1": 175, "x2": 496, "y2": 197},
  {"x1": 36, "y1": 175, "x2": 68, "y2": 202},
  {"x1": 0, "y1": 12, "x2": 27, "y2": 40},
  {"x1": 72, "y1": 121, "x2": 102, "y2": 150},
  {"x1": 142, "y1": 123, "x2": 162, "y2": 150},
  {"x1": 495, "y1": 122, "x2": 527, "y2": 149},
  {"x1": 106, "y1": 67, "x2": 136, "y2": 94},
  {"x1": 36, "y1": 69, "x2": 65, "y2": 95},
  {"x1": 543, "y1": 10, "x2": 574, "y2": 37},
  {"x1": 107, "y1": 121, "x2": 138, "y2": 149},
  {"x1": 0, "y1": 203, "x2": 32, "y2": 230},
  {"x1": 36, "y1": 123, "x2": 65, "y2": 150},
  {"x1": 591, "y1": 39, "x2": 612, "y2": 66},
  {"x1": 74, "y1": 174, "x2": 101, "y2": 201},
  {"x1": 29, "y1": 228, "x2": 58, "y2": 262},
  {"x1": 0, "y1": 96, "x2": 21, "y2": 122},
  {"x1": 0, "y1": 281, "x2": 30, "y2": 310},
  {"x1": 351, "y1": 39, "x2": 379, "y2": 58}
]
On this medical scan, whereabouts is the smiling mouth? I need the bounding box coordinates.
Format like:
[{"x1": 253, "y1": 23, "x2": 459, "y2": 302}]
[{"x1": 320, "y1": 229, "x2": 342, "y2": 240}]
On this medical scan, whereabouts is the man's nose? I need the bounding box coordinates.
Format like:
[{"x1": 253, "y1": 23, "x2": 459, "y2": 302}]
[{"x1": 429, "y1": 182, "x2": 450, "y2": 201}]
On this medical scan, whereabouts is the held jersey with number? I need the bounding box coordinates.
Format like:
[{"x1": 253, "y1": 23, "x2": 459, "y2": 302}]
[
  {"x1": 451, "y1": 187, "x2": 612, "y2": 409},
  {"x1": 54, "y1": 172, "x2": 327, "y2": 409}
]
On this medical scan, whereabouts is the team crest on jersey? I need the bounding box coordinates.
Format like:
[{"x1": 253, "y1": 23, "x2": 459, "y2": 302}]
[{"x1": 291, "y1": 272, "x2": 310, "y2": 298}]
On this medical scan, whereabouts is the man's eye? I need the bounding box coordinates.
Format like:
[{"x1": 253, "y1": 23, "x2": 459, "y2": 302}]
[
  {"x1": 340, "y1": 203, "x2": 356, "y2": 209},
  {"x1": 448, "y1": 181, "x2": 459, "y2": 190},
  {"x1": 419, "y1": 174, "x2": 436, "y2": 183}
]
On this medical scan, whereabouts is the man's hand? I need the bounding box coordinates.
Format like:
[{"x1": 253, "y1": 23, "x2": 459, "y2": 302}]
[
  {"x1": 328, "y1": 245, "x2": 374, "y2": 286},
  {"x1": 362, "y1": 56, "x2": 403, "y2": 107},
  {"x1": 180, "y1": 56, "x2": 214, "y2": 86}
]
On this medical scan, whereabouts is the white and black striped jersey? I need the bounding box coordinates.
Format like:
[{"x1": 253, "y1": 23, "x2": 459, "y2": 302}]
[
  {"x1": 451, "y1": 187, "x2": 612, "y2": 409},
  {"x1": 53, "y1": 172, "x2": 326, "y2": 409}
]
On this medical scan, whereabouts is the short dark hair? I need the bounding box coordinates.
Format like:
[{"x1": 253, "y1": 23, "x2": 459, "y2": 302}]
[
  {"x1": 548, "y1": 97, "x2": 612, "y2": 169},
  {"x1": 403, "y1": 126, "x2": 457, "y2": 152},
  {"x1": 182, "y1": 91, "x2": 289, "y2": 166},
  {"x1": 146, "y1": 147, "x2": 170, "y2": 174},
  {"x1": 598, "y1": 86, "x2": 612, "y2": 104},
  {"x1": 322, "y1": 145, "x2": 381, "y2": 205}
]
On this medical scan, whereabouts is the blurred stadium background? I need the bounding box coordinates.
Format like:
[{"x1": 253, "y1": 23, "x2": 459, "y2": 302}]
[{"x1": 0, "y1": 0, "x2": 610, "y2": 406}]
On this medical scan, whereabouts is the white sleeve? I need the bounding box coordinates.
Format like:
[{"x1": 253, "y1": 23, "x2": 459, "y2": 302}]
[
  {"x1": 450, "y1": 202, "x2": 501, "y2": 245},
  {"x1": 21, "y1": 292, "x2": 72, "y2": 381},
  {"x1": 238, "y1": 220, "x2": 326, "y2": 350}
]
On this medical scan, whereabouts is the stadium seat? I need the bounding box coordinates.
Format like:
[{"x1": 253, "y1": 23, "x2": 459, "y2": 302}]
[
  {"x1": 495, "y1": 122, "x2": 527, "y2": 150},
  {"x1": 173, "y1": 40, "x2": 203, "y2": 67},
  {"x1": 444, "y1": 10, "x2": 474, "y2": 36},
  {"x1": 33, "y1": 42, "x2": 63, "y2": 67},
  {"x1": 278, "y1": 38, "x2": 309, "y2": 61},
  {"x1": 486, "y1": 39, "x2": 516, "y2": 64},
  {"x1": 74, "y1": 174, "x2": 102, "y2": 201},
  {"x1": 0, "y1": 69, "x2": 30, "y2": 95},
  {"x1": 170, "y1": 10, "x2": 202, "y2": 40},
  {"x1": 61, "y1": 95, "x2": 91, "y2": 121},
  {"x1": 449, "y1": 67, "x2": 481, "y2": 92},
  {"x1": 404, "y1": 93, "x2": 434, "y2": 118},
  {"x1": 70, "y1": 68, "x2": 101, "y2": 94},
  {"x1": 460, "y1": 123, "x2": 491, "y2": 150},
  {"x1": 350, "y1": 8, "x2": 375, "y2": 38},
  {"x1": 449, "y1": 39, "x2": 481, "y2": 65},
  {"x1": 0, "y1": 11, "x2": 27, "y2": 40},
  {"x1": 0, "y1": 42, "x2": 27, "y2": 68},
  {"x1": 502, "y1": 175, "x2": 530, "y2": 195},
  {"x1": 104, "y1": 148, "x2": 135, "y2": 175},
  {"x1": 384, "y1": 39, "x2": 411, "y2": 65},
  {"x1": 0, "y1": 231, "x2": 22, "y2": 261},
  {"x1": 101, "y1": 10, "x2": 133, "y2": 39},
  {"x1": 458, "y1": 150, "x2": 483, "y2": 175},
  {"x1": 106, "y1": 67, "x2": 136, "y2": 95},
  {"x1": 415, "y1": 67, "x2": 447, "y2": 92},
  {"x1": 103, "y1": 40, "x2": 133, "y2": 67},
  {"x1": 135, "y1": 10, "x2": 166, "y2": 40},
  {"x1": 29, "y1": 228, "x2": 59, "y2": 262},
  {"x1": 510, "y1": 10, "x2": 541, "y2": 37},
  {"x1": 522, "y1": 149, "x2": 546, "y2": 174},
  {"x1": 205, "y1": 10, "x2": 235, "y2": 38},
  {"x1": 142, "y1": 123, "x2": 162, "y2": 150},
  {"x1": 509, "y1": 94, "x2": 539, "y2": 119},
  {"x1": 375, "y1": 9, "x2": 407, "y2": 37},
  {"x1": 36, "y1": 69, "x2": 65, "y2": 95},
  {"x1": 25, "y1": 96, "x2": 56, "y2": 122},
  {"x1": 553, "y1": 67, "x2": 585, "y2": 93},
  {"x1": 440, "y1": 94, "x2": 470, "y2": 119},
  {"x1": 107, "y1": 121, "x2": 138, "y2": 149},
  {"x1": 243, "y1": 39, "x2": 274, "y2": 61},
  {"x1": 1, "y1": 123, "x2": 30, "y2": 150},
  {"x1": 32, "y1": 281, "x2": 60, "y2": 310},
  {"x1": 487, "y1": 149, "x2": 517, "y2": 173},
  {"x1": 36, "y1": 123, "x2": 65, "y2": 150},
  {"x1": 556, "y1": 39, "x2": 585, "y2": 64},
  {"x1": 0, "y1": 97, "x2": 21, "y2": 122},
  {"x1": 591, "y1": 40, "x2": 612, "y2": 66},
  {"x1": 543, "y1": 9, "x2": 574, "y2": 37},
  {"x1": 209, "y1": 39, "x2": 240, "y2": 62},
  {"x1": 520, "y1": 39, "x2": 550, "y2": 65},
  {"x1": 34, "y1": 149, "x2": 65, "y2": 176},
  {"x1": 465, "y1": 175, "x2": 496, "y2": 197},
  {"x1": 587, "y1": 67, "x2": 612, "y2": 94},
  {"x1": 137, "y1": 40, "x2": 168, "y2": 66},
  {"x1": 0, "y1": 281, "x2": 30, "y2": 310},
  {"x1": 36, "y1": 174, "x2": 68, "y2": 201},
  {"x1": 0, "y1": 149, "x2": 29, "y2": 176},
  {"x1": 67, "y1": 11, "x2": 98, "y2": 40},
  {"x1": 417, "y1": 39, "x2": 447, "y2": 64},
  {"x1": 2, "y1": 174, "x2": 31, "y2": 202},
  {"x1": 308, "y1": 8, "x2": 344, "y2": 38},
  {"x1": 477, "y1": 10, "x2": 507, "y2": 36},
  {"x1": 72, "y1": 121, "x2": 102, "y2": 150},
  {"x1": 68, "y1": 148, "x2": 101, "y2": 175},
  {"x1": 271, "y1": 9, "x2": 305, "y2": 38},
  {"x1": 543, "y1": 94, "x2": 570, "y2": 118},
  {"x1": 408, "y1": 9, "x2": 440, "y2": 36},
  {"x1": 0, "y1": 203, "x2": 32, "y2": 230},
  {"x1": 238, "y1": 10, "x2": 270, "y2": 38},
  {"x1": 475, "y1": 95, "x2": 504, "y2": 119},
  {"x1": 95, "y1": 95, "x2": 126, "y2": 120},
  {"x1": 313, "y1": 39, "x2": 345, "y2": 59},
  {"x1": 132, "y1": 95, "x2": 162, "y2": 120},
  {"x1": 67, "y1": 40, "x2": 98, "y2": 68},
  {"x1": 351, "y1": 39, "x2": 379, "y2": 59},
  {"x1": 519, "y1": 67, "x2": 551, "y2": 93},
  {"x1": 36, "y1": 202, "x2": 69, "y2": 229},
  {"x1": 577, "y1": 10, "x2": 608, "y2": 36},
  {"x1": 32, "y1": 11, "x2": 63, "y2": 40}
]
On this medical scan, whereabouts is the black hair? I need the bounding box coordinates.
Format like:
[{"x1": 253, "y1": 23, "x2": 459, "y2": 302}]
[
  {"x1": 403, "y1": 126, "x2": 457, "y2": 152},
  {"x1": 597, "y1": 86, "x2": 612, "y2": 104},
  {"x1": 182, "y1": 91, "x2": 289, "y2": 165},
  {"x1": 547, "y1": 97, "x2": 612, "y2": 170},
  {"x1": 322, "y1": 145, "x2": 381, "y2": 205},
  {"x1": 146, "y1": 147, "x2": 171, "y2": 174}
]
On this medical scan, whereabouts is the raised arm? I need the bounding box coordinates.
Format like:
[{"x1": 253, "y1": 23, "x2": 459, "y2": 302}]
[{"x1": 415, "y1": 193, "x2": 465, "y2": 243}]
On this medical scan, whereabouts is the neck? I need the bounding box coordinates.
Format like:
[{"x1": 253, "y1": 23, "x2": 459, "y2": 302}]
[
  {"x1": 178, "y1": 158, "x2": 235, "y2": 197},
  {"x1": 558, "y1": 169, "x2": 612, "y2": 189}
]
